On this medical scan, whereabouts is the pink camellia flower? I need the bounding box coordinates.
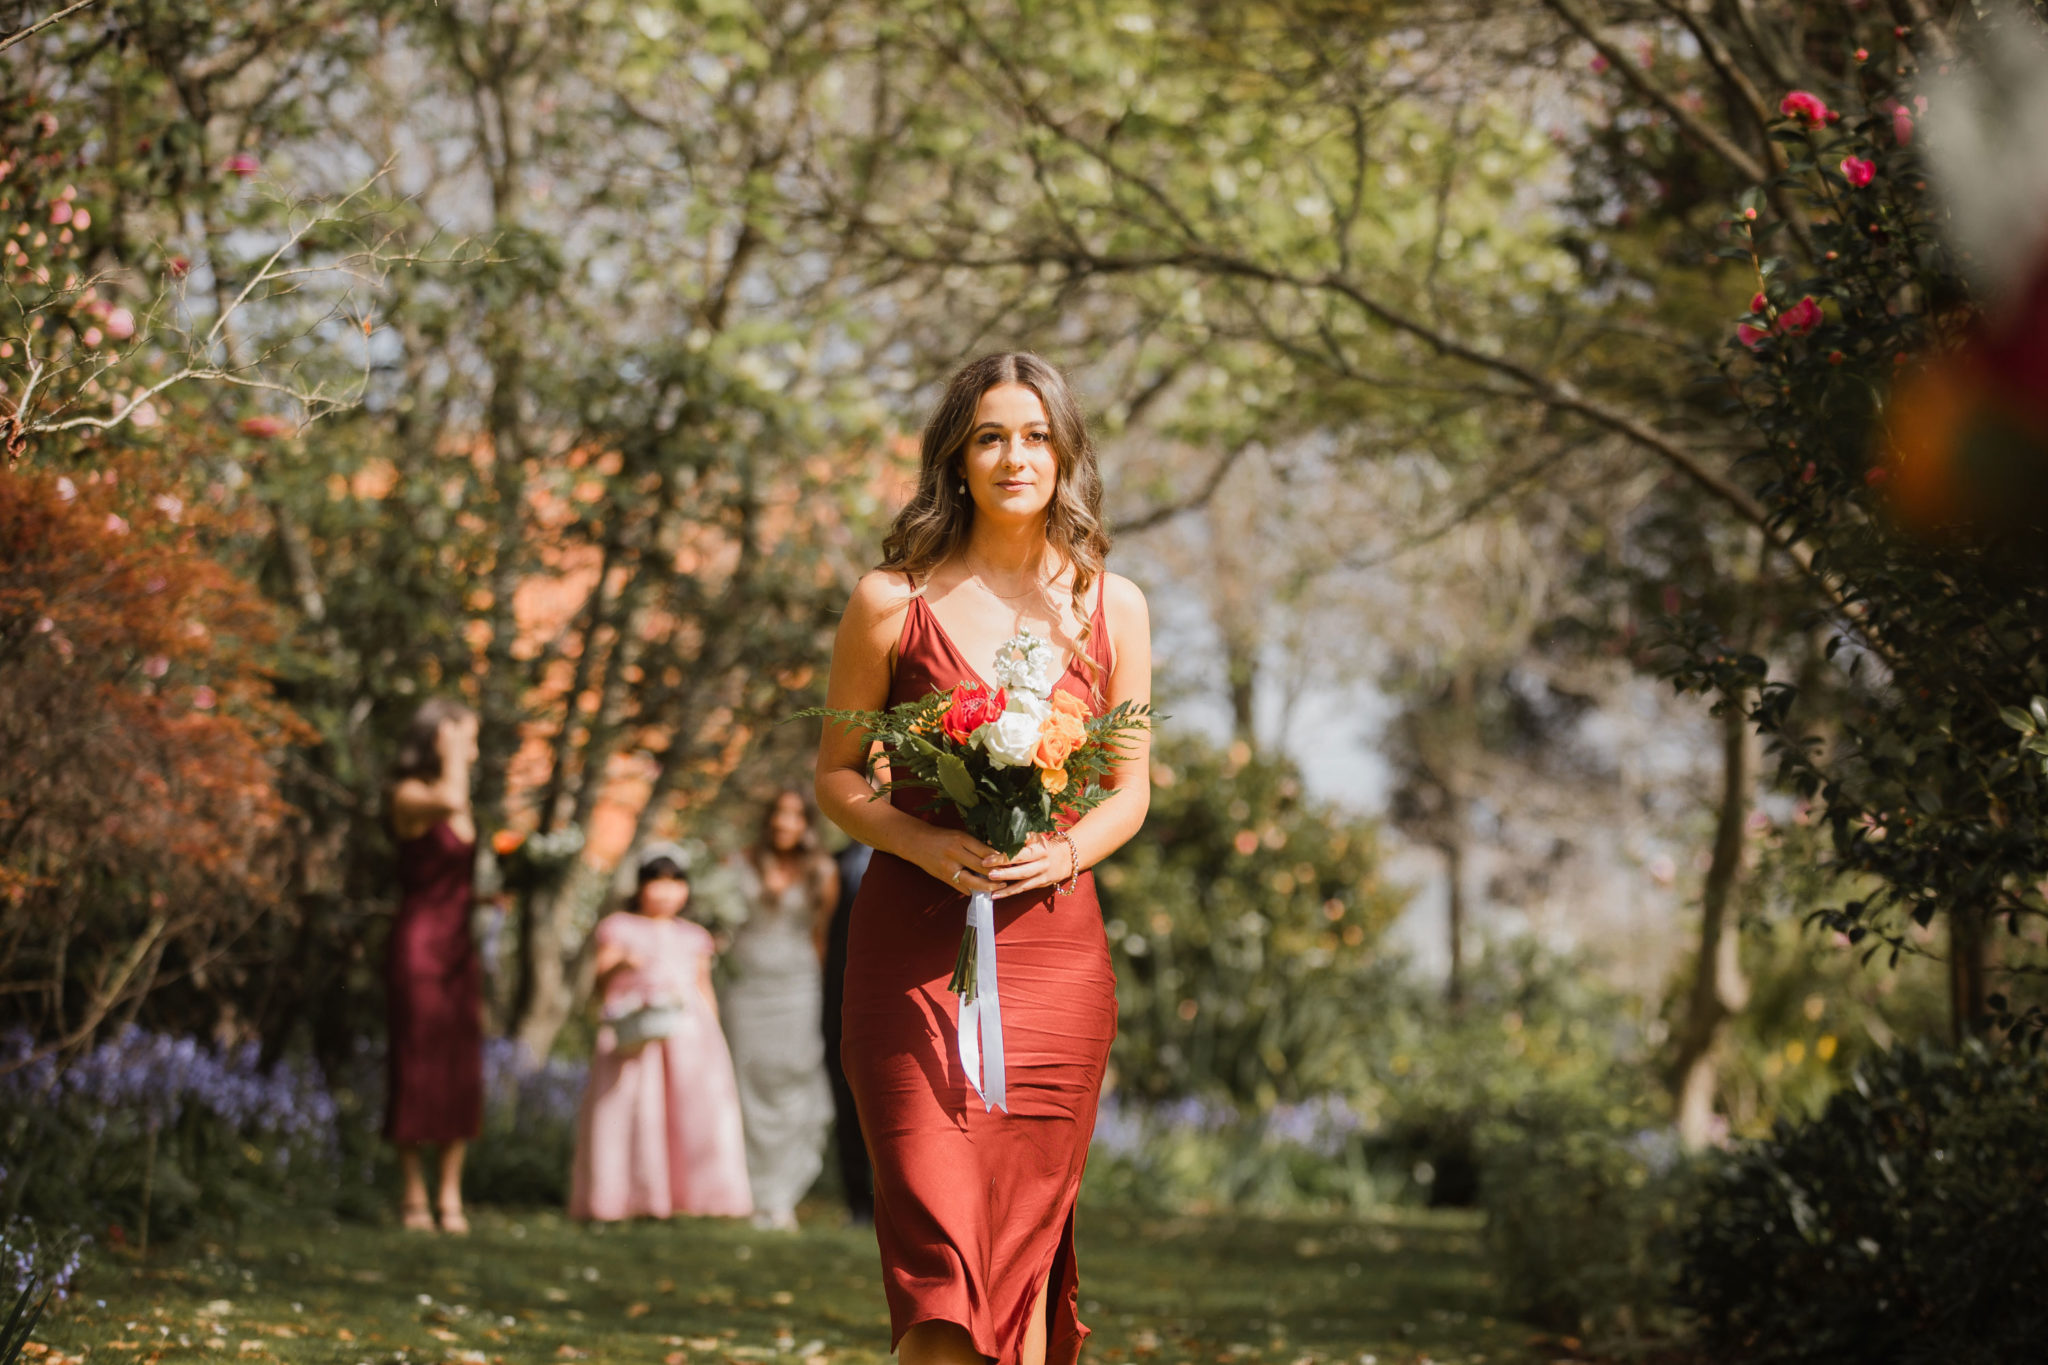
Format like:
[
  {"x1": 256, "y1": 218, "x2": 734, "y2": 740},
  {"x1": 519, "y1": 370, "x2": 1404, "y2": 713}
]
[
  {"x1": 56, "y1": 476, "x2": 77, "y2": 501},
  {"x1": 238, "y1": 414, "x2": 293, "y2": 439},
  {"x1": 226, "y1": 153, "x2": 260, "y2": 177},
  {"x1": 1840, "y1": 156, "x2": 1876, "y2": 188},
  {"x1": 105, "y1": 307, "x2": 135, "y2": 341},
  {"x1": 1750, "y1": 291, "x2": 1768, "y2": 314},
  {"x1": 1778, "y1": 296, "x2": 1823, "y2": 336},
  {"x1": 167, "y1": 255, "x2": 190, "y2": 278},
  {"x1": 1892, "y1": 105, "x2": 1914, "y2": 146},
  {"x1": 1590, "y1": 53, "x2": 1610, "y2": 73},
  {"x1": 144, "y1": 575, "x2": 167, "y2": 594},
  {"x1": 104, "y1": 512, "x2": 129, "y2": 535},
  {"x1": 35, "y1": 616, "x2": 54, "y2": 634},
  {"x1": 1779, "y1": 90, "x2": 1833, "y2": 126},
  {"x1": 70, "y1": 208, "x2": 89, "y2": 231},
  {"x1": 191, "y1": 685, "x2": 217, "y2": 710},
  {"x1": 143, "y1": 655, "x2": 170, "y2": 679},
  {"x1": 82, "y1": 326, "x2": 103, "y2": 348},
  {"x1": 1737, "y1": 321, "x2": 1772, "y2": 349},
  {"x1": 153, "y1": 494, "x2": 184, "y2": 522},
  {"x1": 49, "y1": 201, "x2": 72, "y2": 226}
]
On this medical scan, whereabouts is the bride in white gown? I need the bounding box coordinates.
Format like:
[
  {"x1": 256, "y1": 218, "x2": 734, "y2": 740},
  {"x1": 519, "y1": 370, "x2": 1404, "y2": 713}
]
[{"x1": 719, "y1": 788, "x2": 838, "y2": 1230}]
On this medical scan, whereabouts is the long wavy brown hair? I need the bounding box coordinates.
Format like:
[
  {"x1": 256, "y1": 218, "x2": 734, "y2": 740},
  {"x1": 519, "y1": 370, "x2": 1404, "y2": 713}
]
[{"x1": 879, "y1": 352, "x2": 1111, "y2": 693}]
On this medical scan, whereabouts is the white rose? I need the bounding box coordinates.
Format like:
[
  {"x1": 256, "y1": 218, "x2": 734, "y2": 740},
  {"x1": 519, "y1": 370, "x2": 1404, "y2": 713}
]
[
  {"x1": 992, "y1": 632, "x2": 1059, "y2": 699},
  {"x1": 978, "y1": 689, "x2": 1050, "y2": 768}
]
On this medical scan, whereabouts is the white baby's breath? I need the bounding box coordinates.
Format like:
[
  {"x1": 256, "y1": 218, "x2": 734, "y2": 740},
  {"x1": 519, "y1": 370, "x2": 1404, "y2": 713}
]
[{"x1": 992, "y1": 631, "x2": 1059, "y2": 699}]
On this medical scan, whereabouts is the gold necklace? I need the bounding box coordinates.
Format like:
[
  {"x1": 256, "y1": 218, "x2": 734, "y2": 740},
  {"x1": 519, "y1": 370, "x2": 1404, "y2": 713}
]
[{"x1": 965, "y1": 554, "x2": 1054, "y2": 602}]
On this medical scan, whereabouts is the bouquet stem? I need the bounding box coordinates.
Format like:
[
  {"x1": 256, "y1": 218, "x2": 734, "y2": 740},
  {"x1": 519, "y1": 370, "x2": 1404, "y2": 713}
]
[{"x1": 949, "y1": 927, "x2": 978, "y2": 1003}]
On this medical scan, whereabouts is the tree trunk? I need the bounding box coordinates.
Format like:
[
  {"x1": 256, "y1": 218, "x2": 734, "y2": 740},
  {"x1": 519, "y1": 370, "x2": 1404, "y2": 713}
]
[
  {"x1": 1950, "y1": 906, "x2": 1988, "y2": 1043},
  {"x1": 1441, "y1": 835, "x2": 1467, "y2": 1007},
  {"x1": 1672, "y1": 704, "x2": 1756, "y2": 1150},
  {"x1": 511, "y1": 859, "x2": 606, "y2": 1062}
]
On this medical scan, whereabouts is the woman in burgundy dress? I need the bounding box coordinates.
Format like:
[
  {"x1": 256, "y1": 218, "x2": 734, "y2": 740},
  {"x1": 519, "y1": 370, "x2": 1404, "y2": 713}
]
[
  {"x1": 386, "y1": 698, "x2": 486, "y2": 1234},
  {"x1": 815, "y1": 353, "x2": 1154, "y2": 1365}
]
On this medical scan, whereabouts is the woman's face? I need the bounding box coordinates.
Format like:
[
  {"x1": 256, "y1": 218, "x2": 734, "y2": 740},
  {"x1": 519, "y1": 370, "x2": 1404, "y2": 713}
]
[
  {"x1": 768, "y1": 792, "x2": 810, "y2": 853},
  {"x1": 638, "y1": 875, "x2": 690, "y2": 919},
  {"x1": 961, "y1": 383, "x2": 1058, "y2": 524}
]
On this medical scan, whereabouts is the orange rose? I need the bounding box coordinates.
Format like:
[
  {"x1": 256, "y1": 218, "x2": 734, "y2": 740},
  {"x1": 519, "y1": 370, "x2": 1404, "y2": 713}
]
[
  {"x1": 1047, "y1": 690, "x2": 1090, "y2": 722},
  {"x1": 1034, "y1": 709, "x2": 1087, "y2": 771},
  {"x1": 1039, "y1": 766, "x2": 1069, "y2": 795}
]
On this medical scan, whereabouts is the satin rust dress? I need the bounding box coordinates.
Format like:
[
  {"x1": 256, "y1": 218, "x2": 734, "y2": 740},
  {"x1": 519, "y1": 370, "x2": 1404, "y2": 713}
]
[{"x1": 842, "y1": 582, "x2": 1119, "y2": 1365}]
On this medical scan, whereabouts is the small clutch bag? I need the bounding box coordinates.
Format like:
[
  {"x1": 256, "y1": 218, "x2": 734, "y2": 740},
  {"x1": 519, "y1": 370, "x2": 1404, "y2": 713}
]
[{"x1": 609, "y1": 999, "x2": 688, "y2": 1050}]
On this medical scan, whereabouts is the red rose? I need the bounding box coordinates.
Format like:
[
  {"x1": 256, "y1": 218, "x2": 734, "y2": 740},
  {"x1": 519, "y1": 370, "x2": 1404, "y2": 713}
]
[
  {"x1": 939, "y1": 681, "x2": 1006, "y2": 744},
  {"x1": 1840, "y1": 156, "x2": 1876, "y2": 189}
]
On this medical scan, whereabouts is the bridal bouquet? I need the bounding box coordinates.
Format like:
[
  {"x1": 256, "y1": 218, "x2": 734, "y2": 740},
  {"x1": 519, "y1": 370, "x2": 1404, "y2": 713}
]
[{"x1": 797, "y1": 630, "x2": 1152, "y2": 1111}]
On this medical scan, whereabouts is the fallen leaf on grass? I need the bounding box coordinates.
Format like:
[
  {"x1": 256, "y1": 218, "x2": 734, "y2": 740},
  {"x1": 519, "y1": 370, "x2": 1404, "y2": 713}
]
[
  {"x1": 626, "y1": 1303, "x2": 651, "y2": 1319},
  {"x1": 665, "y1": 1355, "x2": 687, "y2": 1365},
  {"x1": 338, "y1": 1329, "x2": 356, "y2": 1342},
  {"x1": 543, "y1": 1288, "x2": 570, "y2": 1303},
  {"x1": 430, "y1": 1328, "x2": 461, "y2": 1343},
  {"x1": 770, "y1": 1291, "x2": 794, "y2": 1306},
  {"x1": 657, "y1": 1278, "x2": 676, "y2": 1294},
  {"x1": 688, "y1": 1338, "x2": 720, "y2": 1351},
  {"x1": 554, "y1": 1347, "x2": 589, "y2": 1360}
]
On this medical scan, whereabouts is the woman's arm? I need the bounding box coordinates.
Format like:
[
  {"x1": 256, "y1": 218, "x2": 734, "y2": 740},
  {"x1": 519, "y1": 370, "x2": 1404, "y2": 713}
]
[
  {"x1": 811, "y1": 862, "x2": 842, "y2": 961},
  {"x1": 988, "y1": 573, "x2": 1153, "y2": 898},
  {"x1": 814, "y1": 571, "x2": 1008, "y2": 895},
  {"x1": 391, "y1": 728, "x2": 470, "y2": 838}
]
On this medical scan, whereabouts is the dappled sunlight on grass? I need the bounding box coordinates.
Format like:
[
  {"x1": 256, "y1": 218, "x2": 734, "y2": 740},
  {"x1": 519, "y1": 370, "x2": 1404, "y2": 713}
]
[{"x1": 35, "y1": 1204, "x2": 1547, "y2": 1365}]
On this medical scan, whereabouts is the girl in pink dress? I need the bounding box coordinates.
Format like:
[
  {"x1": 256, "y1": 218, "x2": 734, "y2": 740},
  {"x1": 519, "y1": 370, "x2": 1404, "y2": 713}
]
[{"x1": 569, "y1": 844, "x2": 753, "y2": 1221}]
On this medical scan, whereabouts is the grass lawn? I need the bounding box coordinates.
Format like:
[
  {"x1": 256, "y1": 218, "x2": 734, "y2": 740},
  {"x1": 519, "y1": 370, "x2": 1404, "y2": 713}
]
[{"x1": 34, "y1": 1202, "x2": 1546, "y2": 1365}]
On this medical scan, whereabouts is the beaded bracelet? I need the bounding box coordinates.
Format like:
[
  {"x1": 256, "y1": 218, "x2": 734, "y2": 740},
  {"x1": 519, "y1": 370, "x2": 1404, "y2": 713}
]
[{"x1": 1051, "y1": 829, "x2": 1082, "y2": 897}]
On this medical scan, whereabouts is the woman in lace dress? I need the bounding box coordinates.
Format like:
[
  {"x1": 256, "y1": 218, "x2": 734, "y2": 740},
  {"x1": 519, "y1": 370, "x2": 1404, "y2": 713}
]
[{"x1": 720, "y1": 788, "x2": 839, "y2": 1229}]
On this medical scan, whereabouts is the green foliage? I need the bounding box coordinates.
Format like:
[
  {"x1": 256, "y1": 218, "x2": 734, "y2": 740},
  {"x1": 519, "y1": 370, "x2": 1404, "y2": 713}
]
[
  {"x1": 1657, "y1": 24, "x2": 2048, "y2": 1030},
  {"x1": 1096, "y1": 733, "x2": 1404, "y2": 1107},
  {"x1": 1474, "y1": 1087, "x2": 1695, "y2": 1350},
  {"x1": 1680, "y1": 1043, "x2": 2048, "y2": 1364}
]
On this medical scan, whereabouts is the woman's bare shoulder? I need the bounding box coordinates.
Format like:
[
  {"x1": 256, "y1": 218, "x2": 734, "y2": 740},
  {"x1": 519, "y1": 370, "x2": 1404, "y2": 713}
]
[
  {"x1": 846, "y1": 568, "x2": 918, "y2": 622},
  {"x1": 1102, "y1": 572, "x2": 1149, "y2": 622}
]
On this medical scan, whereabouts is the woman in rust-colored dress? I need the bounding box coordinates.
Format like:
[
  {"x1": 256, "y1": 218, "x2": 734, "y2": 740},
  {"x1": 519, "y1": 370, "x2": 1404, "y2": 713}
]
[
  {"x1": 815, "y1": 353, "x2": 1153, "y2": 1365},
  {"x1": 386, "y1": 698, "x2": 486, "y2": 1234}
]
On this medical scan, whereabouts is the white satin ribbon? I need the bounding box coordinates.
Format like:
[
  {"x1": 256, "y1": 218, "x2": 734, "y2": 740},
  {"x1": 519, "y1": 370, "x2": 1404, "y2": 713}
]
[{"x1": 956, "y1": 890, "x2": 1007, "y2": 1112}]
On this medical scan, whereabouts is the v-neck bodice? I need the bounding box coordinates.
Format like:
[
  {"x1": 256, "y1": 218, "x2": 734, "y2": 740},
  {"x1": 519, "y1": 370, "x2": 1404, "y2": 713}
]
[{"x1": 885, "y1": 577, "x2": 1112, "y2": 826}]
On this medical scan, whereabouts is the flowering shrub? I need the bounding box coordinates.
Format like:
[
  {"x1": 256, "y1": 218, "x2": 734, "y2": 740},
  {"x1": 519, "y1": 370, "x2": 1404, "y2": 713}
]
[
  {"x1": 1085, "y1": 1092, "x2": 1379, "y2": 1212},
  {"x1": 1663, "y1": 37, "x2": 2048, "y2": 1036},
  {"x1": 1096, "y1": 734, "x2": 1405, "y2": 1109},
  {"x1": 462, "y1": 1038, "x2": 586, "y2": 1206},
  {"x1": 0, "y1": 1028, "x2": 342, "y2": 1270}
]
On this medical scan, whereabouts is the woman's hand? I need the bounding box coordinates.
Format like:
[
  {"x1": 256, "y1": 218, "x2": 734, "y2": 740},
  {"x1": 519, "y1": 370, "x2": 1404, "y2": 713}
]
[
  {"x1": 986, "y1": 832, "x2": 1077, "y2": 900},
  {"x1": 906, "y1": 826, "x2": 1007, "y2": 897}
]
